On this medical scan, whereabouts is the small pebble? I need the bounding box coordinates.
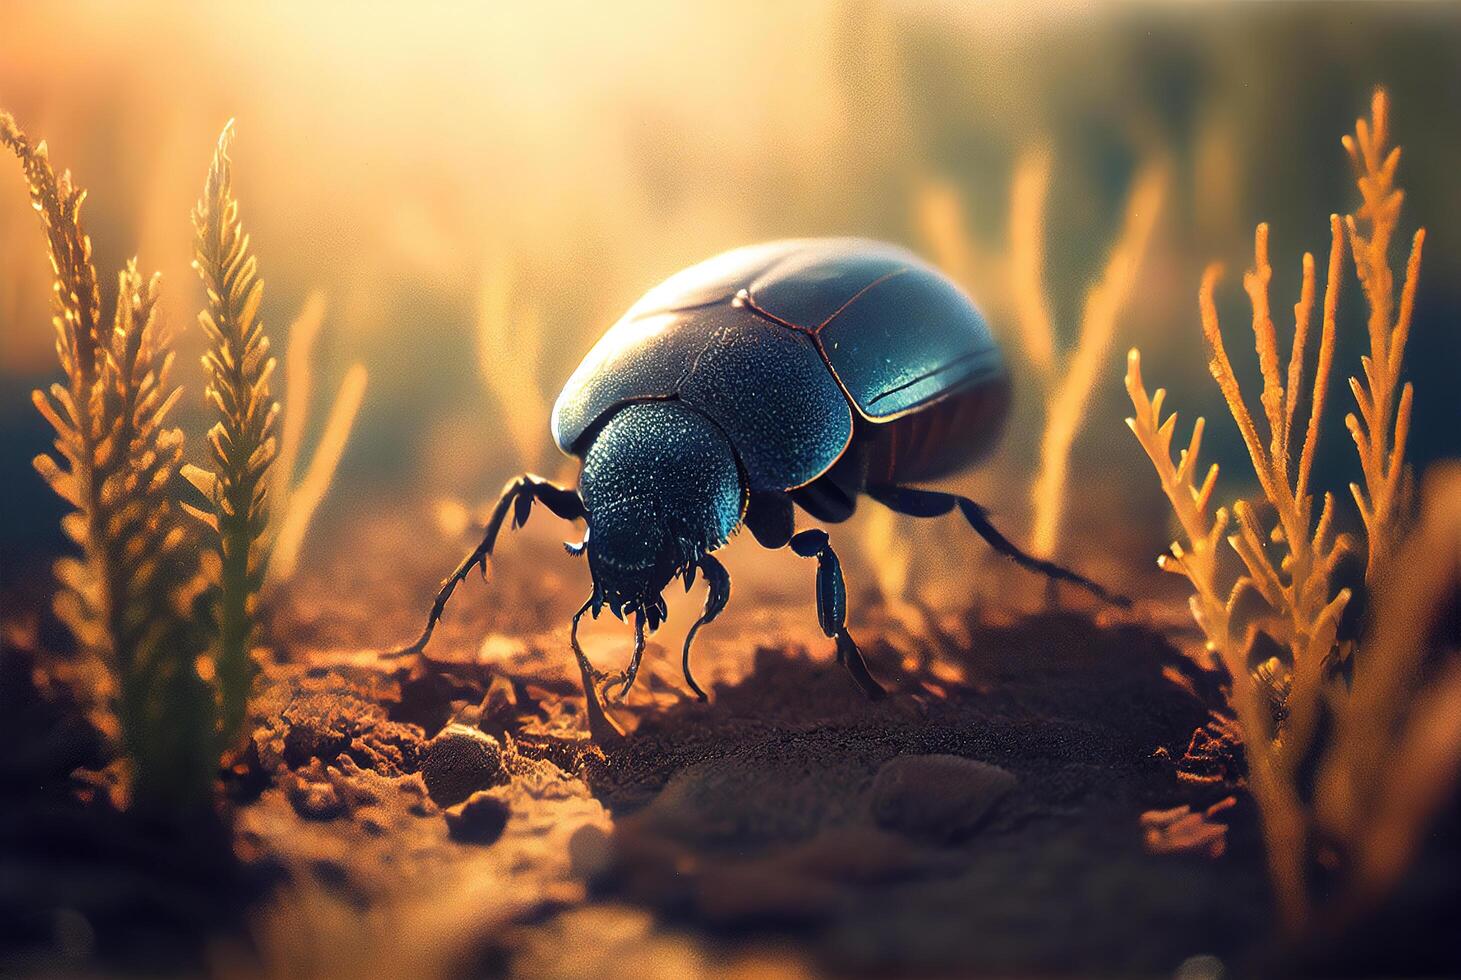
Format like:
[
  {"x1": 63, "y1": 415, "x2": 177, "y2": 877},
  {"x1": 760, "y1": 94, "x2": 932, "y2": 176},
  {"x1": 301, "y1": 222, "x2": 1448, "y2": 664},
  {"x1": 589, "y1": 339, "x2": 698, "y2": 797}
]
[
  {"x1": 870, "y1": 754, "x2": 1016, "y2": 842},
  {"x1": 568, "y1": 823, "x2": 613, "y2": 880},
  {"x1": 421, "y1": 723, "x2": 506, "y2": 807},
  {"x1": 445, "y1": 791, "x2": 511, "y2": 845},
  {"x1": 287, "y1": 779, "x2": 345, "y2": 821}
]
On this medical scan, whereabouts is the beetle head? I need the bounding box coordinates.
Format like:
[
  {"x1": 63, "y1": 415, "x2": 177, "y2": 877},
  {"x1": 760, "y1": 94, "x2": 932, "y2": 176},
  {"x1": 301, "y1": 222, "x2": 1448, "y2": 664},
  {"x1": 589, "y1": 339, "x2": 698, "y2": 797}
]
[{"x1": 577, "y1": 400, "x2": 745, "y2": 627}]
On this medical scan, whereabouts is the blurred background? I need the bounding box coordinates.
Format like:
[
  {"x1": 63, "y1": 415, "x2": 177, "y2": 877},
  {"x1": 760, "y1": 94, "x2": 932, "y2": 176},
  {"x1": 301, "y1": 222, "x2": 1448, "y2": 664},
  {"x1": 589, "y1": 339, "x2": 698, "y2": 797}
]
[{"x1": 2, "y1": 0, "x2": 1458, "y2": 616}]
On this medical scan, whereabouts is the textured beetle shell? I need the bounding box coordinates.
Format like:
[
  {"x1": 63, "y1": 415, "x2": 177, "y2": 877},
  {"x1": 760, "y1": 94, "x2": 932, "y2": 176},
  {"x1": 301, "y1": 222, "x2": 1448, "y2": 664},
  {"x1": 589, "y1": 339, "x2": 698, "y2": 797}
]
[
  {"x1": 552, "y1": 238, "x2": 1004, "y2": 491},
  {"x1": 579, "y1": 400, "x2": 744, "y2": 566}
]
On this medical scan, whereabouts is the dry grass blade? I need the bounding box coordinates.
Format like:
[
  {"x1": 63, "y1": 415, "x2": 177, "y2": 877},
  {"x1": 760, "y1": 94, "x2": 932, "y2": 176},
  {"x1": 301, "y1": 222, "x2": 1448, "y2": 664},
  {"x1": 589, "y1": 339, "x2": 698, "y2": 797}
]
[
  {"x1": 1029, "y1": 160, "x2": 1166, "y2": 557},
  {"x1": 915, "y1": 177, "x2": 990, "y2": 305},
  {"x1": 477, "y1": 254, "x2": 549, "y2": 469},
  {"x1": 271, "y1": 362, "x2": 368, "y2": 582},
  {"x1": 272, "y1": 289, "x2": 328, "y2": 520},
  {"x1": 1009, "y1": 149, "x2": 1056, "y2": 378},
  {"x1": 265, "y1": 291, "x2": 369, "y2": 585},
  {"x1": 189, "y1": 120, "x2": 279, "y2": 741}
]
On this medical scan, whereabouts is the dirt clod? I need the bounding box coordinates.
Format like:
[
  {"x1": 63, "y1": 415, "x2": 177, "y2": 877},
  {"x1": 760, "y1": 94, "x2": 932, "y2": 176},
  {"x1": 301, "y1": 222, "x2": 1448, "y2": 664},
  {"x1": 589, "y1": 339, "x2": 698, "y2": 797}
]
[{"x1": 869, "y1": 754, "x2": 1016, "y2": 842}]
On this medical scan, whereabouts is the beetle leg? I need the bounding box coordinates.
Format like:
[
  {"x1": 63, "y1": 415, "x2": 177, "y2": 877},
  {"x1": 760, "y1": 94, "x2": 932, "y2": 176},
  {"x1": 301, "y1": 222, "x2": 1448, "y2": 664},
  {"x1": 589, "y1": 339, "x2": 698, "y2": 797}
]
[
  {"x1": 744, "y1": 491, "x2": 795, "y2": 549},
  {"x1": 866, "y1": 485, "x2": 1130, "y2": 607},
  {"x1": 389, "y1": 474, "x2": 587, "y2": 657},
  {"x1": 789, "y1": 529, "x2": 886, "y2": 700},
  {"x1": 569, "y1": 597, "x2": 625, "y2": 743},
  {"x1": 605, "y1": 611, "x2": 648, "y2": 703},
  {"x1": 570, "y1": 598, "x2": 604, "y2": 682},
  {"x1": 681, "y1": 554, "x2": 731, "y2": 701}
]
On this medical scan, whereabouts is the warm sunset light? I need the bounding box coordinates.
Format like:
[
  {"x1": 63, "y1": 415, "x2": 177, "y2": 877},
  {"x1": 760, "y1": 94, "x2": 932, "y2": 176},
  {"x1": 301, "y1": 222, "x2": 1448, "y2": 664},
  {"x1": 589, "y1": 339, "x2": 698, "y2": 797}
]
[{"x1": 2, "y1": 3, "x2": 1458, "y2": 977}]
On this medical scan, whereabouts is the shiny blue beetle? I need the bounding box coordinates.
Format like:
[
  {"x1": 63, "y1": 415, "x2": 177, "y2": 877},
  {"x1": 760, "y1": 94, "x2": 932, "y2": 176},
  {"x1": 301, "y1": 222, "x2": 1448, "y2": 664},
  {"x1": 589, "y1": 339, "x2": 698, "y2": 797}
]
[{"x1": 400, "y1": 239, "x2": 1119, "y2": 704}]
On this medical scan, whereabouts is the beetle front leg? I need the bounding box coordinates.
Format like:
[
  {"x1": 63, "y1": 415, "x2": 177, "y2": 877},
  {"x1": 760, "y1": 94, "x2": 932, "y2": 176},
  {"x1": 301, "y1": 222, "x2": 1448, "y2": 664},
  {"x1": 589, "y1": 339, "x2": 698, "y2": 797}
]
[
  {"x1": 569, "y1": 598, "x2": 625, "y2": 743},
  {"x1": 790, "y1": 529, "x2": 886, "y2": 700},
  {"x1": 604, "y1": 611, "x2": 648, "y2": 703},
  {"x1": 390, "y1": 473, "x2": 586, "y2": 656}
]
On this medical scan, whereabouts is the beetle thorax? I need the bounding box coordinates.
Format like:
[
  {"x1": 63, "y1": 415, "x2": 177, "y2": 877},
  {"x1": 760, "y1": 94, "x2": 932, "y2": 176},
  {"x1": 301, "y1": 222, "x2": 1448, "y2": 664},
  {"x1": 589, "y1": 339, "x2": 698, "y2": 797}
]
[{"x1": 578, "y1": 401, "x2": 745, "y2": 626}]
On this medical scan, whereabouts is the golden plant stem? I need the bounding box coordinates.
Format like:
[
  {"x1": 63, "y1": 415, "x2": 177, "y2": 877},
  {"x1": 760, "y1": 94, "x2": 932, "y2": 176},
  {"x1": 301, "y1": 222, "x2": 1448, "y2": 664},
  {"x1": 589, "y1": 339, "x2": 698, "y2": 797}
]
[
  {"x1": 1125, "y1": 349, "x2": 1311, "y2": 932},
  {"x1": 272, "y1": 289, "x2": 328, "y2": 520},
  {"x1": 1297, "y1": 217, "x2": 1345, "y2": 502},
  {"x1": 1199, "y1": 262, "x2": 1279, "y2": 508},
  {"x1": 1202, "y1": 215, "x2": 1353, "y2": 783},
  {"x1": 270, "y1": 363, "x2": 368, "y2": 582},
  {"x1": 1030, "y1": 165, "x2": 1164, "y2": 557},
  {"x1": 1342, "y1": 88, "x2": 1425, "y2": 582},
  {"x1": 1010, "y1": 149, "x2": 1056, "y2": 379}
]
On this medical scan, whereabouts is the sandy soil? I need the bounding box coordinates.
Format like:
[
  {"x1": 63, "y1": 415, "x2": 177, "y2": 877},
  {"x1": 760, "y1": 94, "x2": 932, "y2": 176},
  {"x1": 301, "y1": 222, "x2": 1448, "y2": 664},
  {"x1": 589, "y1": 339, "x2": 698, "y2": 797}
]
[{"x1": 2, "y1": 504, "x2": 1453, "y2": 977}]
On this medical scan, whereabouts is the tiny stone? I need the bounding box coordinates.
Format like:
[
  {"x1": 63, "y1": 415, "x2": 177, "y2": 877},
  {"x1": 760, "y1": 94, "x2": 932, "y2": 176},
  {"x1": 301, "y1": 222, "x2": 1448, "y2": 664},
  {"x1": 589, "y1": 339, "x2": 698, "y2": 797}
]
[
  {"x1": 359, "y1": 811, "x2": 388, "y2": 837},
  {"x1": 287, "y1": 779, "x2": 345, "y2": 821},
  {"x1": 568, "y1": 823, "x2": 613, "y2": 880},
  {"x1": 446, "y1": 791, "x2": 511, "y2": 845},
  {"x1": 870, "y1": 754, "x2": 1016, "y2": 842},
  {"x1": 422, "y1": 723, "x2": 506, "y2": 807}
]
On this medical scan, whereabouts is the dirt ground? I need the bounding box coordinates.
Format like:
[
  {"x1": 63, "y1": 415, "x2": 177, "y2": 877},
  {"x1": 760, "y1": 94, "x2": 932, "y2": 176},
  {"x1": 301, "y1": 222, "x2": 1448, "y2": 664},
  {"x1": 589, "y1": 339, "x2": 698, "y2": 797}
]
[{"x1": 2, "y1": 503, "x2": 1455, "y2": 978}]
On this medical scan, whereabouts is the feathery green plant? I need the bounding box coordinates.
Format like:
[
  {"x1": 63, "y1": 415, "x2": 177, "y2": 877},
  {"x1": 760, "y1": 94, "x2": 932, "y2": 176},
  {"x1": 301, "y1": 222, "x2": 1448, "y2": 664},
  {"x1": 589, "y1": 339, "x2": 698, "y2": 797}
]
[
  {"x1": 2, "y1": 111, "x2": 216, "y2": 810},
  {"x1": 183, "y1": 121, "x2": 279, "y2": 743}
]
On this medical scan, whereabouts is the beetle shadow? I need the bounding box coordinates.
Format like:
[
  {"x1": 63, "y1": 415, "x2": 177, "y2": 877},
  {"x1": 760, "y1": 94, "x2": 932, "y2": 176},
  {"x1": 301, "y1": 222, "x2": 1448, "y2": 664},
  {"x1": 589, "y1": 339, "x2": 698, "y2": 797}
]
[
  {"x1": 564, "y1": 610, "x2": 1266, "y2": 968},
  {"x1": 575, "y1": 613, "x2": 1238, "y2": 887},
  {"x1": 585, "y1": 608, "x2": 1220, "y2": 815}
]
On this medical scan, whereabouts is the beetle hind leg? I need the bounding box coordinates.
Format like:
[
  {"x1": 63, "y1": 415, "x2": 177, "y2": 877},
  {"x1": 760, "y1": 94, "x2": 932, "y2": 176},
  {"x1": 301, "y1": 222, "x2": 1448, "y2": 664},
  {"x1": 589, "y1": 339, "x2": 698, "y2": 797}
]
[
  {"x1": 790, "y1": 529, "x2": 886, "y2": 700},
  {"x1": 866, "y1": 484, "x2": 1129, "y2": 607}
]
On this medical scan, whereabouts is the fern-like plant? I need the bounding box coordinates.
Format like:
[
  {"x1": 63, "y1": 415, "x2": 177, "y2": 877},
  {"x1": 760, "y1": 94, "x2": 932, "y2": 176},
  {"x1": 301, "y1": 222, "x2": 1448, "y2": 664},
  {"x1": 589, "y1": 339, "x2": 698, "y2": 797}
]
[
  {"x1": 2, "y1": 111, "x2": 216, "y2": 810},
  {"x1": 1125, "y1": 87, "x2": 1428, "y2": 933},
  {"x1": 183, "y1": 121, "x2": 279, "y2": 743}
]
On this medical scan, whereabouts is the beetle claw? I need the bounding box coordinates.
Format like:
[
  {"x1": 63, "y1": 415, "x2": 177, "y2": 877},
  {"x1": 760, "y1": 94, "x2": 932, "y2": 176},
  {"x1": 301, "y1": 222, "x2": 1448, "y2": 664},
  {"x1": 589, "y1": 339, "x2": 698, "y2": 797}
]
[{"x1": 598, "y1": 670, "x2": 628, "y2": 703}]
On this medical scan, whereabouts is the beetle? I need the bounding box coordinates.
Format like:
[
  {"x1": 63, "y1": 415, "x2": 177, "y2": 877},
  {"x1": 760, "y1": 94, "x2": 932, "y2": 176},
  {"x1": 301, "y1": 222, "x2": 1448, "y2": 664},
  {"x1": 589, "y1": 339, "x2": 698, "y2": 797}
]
[{"x1": 396, "y1": 238, "x2": 1123, "y2": 705}]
